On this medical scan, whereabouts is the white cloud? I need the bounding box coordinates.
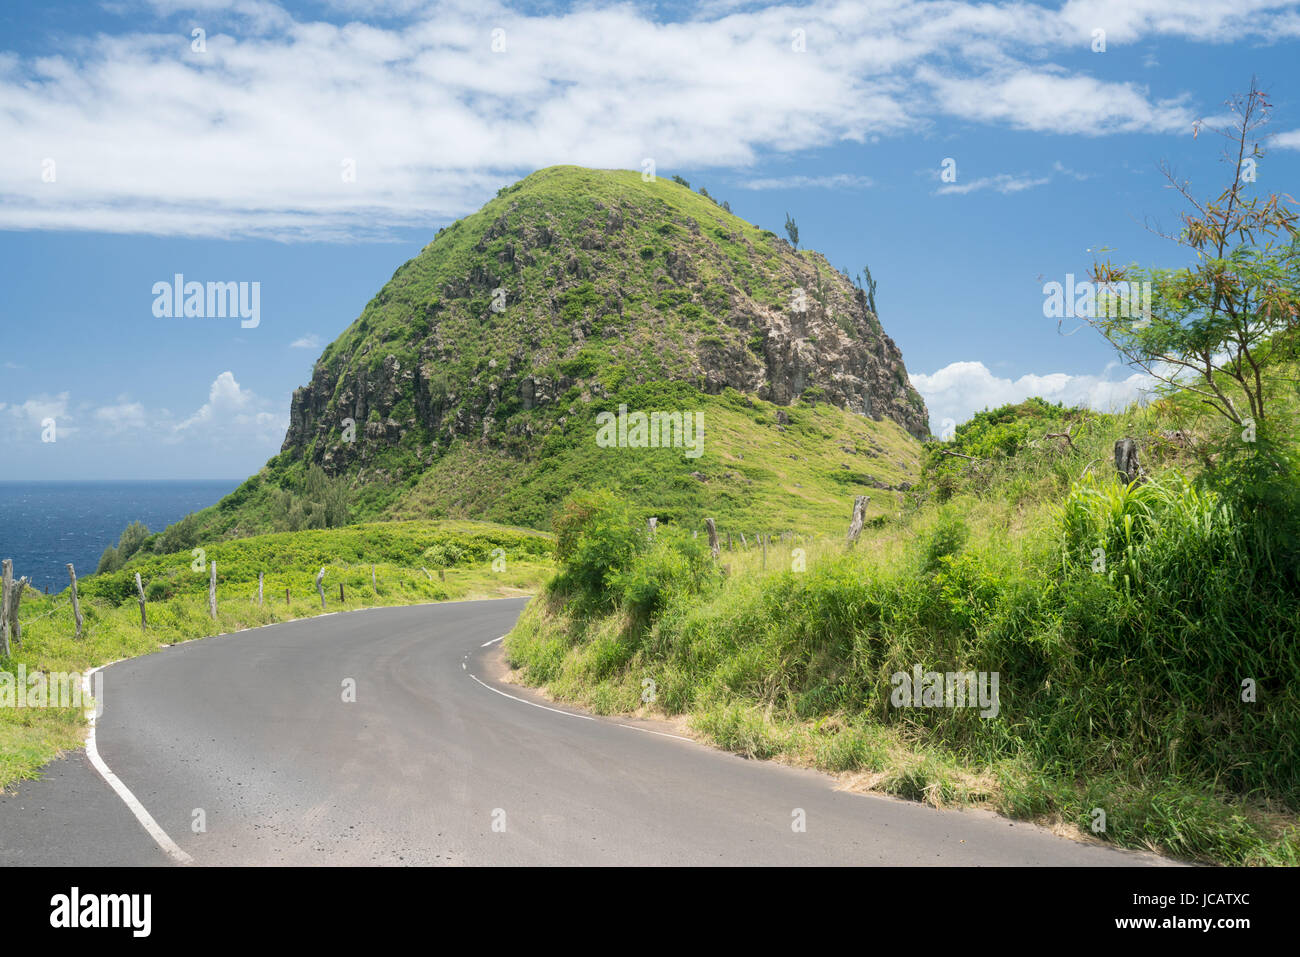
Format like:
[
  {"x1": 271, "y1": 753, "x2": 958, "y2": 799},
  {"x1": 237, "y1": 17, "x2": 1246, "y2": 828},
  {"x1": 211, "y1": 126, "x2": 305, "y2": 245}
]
[
  {"x1": 920, "y1": 67, "x2": 1195, "y2": 135},
  {"x1": 290, "y1": 334, "x2": 323, "y2": 350},
  {"x1": 1271, "y1": 129, "x2": 1300, "y2": 150},
  {"x1": 935, "y1": 173, "x2": 1050, "y2": 195},
  {"x1": 174, "y1": 371, "x2": 285, "y2": 445},
  {"x1": 0, "y1": 374, "x2": 285, "y2": 472},
  {"x1": 911, "y1": 360, "x2": 1155, "y2": 432},
  {"x1": 1056, "y1": 0, "x2": 1299, "y2": 44},
  {"x1": 0, "y1": 392, "x2": 73, "y2": 442},
  {"x1": 739, "y1": 174, "x2": 874, "y2": 190},
  {"x1": 0, "y1": 0, "x2": 1285, "y2": 239},
  {"x1": 5, "y1": 392, "x2": 69, "y2": 425},
  {"x1": 92, "y1": 400, "x2": 147, "y2": 434},
  {"x1": 1052, "y1": 160, "x2": 1092, "y2": 181}
]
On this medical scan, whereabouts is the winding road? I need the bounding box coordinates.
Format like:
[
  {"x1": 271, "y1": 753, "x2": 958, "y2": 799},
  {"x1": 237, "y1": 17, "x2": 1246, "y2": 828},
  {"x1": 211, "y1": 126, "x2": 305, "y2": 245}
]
[{"x1": 0, "y1": 598, "x2": 1170, "y2": 866}]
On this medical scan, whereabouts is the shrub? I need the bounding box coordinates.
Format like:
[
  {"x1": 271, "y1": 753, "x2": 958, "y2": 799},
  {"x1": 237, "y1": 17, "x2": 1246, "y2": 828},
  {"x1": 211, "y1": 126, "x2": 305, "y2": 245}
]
[{"x1": 550, "y1": 491, "x2": 644, "y2": 610}]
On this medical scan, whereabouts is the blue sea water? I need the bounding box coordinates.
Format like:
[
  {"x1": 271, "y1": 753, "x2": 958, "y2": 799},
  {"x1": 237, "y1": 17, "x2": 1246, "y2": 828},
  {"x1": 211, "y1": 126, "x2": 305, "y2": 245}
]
[{"x1": 0, "y1": 480, "x2": 241, "y2": 593}]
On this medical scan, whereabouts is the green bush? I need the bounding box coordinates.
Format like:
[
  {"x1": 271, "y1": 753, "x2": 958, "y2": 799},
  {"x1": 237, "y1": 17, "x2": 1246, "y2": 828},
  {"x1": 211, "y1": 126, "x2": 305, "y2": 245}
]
[{"x1": 550, "y1": 490, "x2": 644, "y2": 610}]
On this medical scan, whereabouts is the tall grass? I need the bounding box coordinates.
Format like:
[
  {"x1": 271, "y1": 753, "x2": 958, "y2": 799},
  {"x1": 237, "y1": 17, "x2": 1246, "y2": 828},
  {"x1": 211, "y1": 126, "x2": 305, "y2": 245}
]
[{"x1": 506, "y1": 444, "x2": 1300, "y2": 864}]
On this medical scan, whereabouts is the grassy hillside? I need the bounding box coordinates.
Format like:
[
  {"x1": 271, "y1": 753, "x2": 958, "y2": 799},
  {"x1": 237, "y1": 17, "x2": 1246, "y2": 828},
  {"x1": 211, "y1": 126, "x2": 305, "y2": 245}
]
[
  {"x1": 504, "y1": 362, "x2": 1300, "y2": 866},
  {"x1": 1, "y1": 520, "x2": 554, "y2": 788},
  {"x1": 168, "y1": 165, "x2": 926, "y2": 545},
  {"x1": 385, "y1": 383, "x2": 919, "y2": 533}
]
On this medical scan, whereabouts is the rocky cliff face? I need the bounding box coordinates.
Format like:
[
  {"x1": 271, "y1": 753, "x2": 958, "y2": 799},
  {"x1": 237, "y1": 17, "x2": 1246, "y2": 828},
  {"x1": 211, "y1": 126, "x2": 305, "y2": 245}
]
[{"x1": 280, "y1": 166, "x2": 928, "y2": 482}]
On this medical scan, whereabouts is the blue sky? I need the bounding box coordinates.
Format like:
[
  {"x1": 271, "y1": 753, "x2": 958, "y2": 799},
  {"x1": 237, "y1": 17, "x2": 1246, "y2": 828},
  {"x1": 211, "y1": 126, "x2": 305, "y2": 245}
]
[{"x1": 1, "y1": 0, "x2": 1298, "y2": 479}]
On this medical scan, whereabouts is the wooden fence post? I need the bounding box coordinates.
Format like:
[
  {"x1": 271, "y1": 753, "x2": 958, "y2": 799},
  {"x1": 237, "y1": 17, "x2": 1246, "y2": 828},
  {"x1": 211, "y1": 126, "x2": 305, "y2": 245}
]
[
  {"x1": 1, "y1": 559, "x2": 12, "y2": 657},
  {"x1": 258, "y1": 572, "x2": 264, "y2": 607},
  {"x1": 727, "y1": 531, "x2": 733, "y2": 551},
  {"x1": 1114, "y1": 438, "x2": 1142, "y2": 485},
  {"x1": 315, "y1": 568, "x2": 326, "y2": 610},
  {"x1": 705, "y1": 518, "x2": 720, "y2": 560},
  {"x1": 761, "y1": 534, "x2": 767, "y2": 570},
  {"x1": 67, "y1": 563, "x2": 84, "y2": 640},
  {"x1": 846, "y1": 495, "x2": 869, "y2": 547},
  {"x1": 134, "y1": 572, "x2": 147, "y2": 632},
  {"x1": 285, "y1": 587, "x2": 291, "y2": 604},
  {"x1": 372, "y1": 565, "x2": 377, "y2": 591},
  {"x1": 10, "y1": 577, "x2": 27, "y2": 648},
  {"x1": 208, "y1": 561, "x2": 218, "y2": 619},
  {"x1": 740, "y1": 532, "x2": 748, "y2": 549},
  {"x1": 339, "y1": 582, "x2": 345, "y2": 603}
]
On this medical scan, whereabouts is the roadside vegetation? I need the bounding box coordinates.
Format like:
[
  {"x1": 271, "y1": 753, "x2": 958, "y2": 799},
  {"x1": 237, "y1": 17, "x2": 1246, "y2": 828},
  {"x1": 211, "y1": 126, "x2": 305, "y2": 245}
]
[
  {"x1": 1, "y1": 520, "x2": 553, "y2": 788},
  {"x1": 506, "y1": 90, "x2": 1300, "y2": 866},
  {"x1": 506, "y1": 377, "x2": 1300, "y2": 865}
]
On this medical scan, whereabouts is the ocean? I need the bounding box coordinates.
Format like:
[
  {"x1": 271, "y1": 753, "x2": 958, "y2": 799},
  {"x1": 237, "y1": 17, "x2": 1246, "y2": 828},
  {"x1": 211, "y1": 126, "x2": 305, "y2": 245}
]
[{"x1": 0, "y1": 480, "x2": 241, "y2": 593}]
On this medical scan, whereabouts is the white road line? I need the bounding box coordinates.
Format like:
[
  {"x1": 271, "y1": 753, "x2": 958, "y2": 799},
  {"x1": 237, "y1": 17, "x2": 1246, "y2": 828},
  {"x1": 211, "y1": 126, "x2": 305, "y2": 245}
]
[
  {"x1": 81, "y1": 668, "x2": 194, "y2": 866},
  {"x1": 467, "y1": 673, "x2": 594, "y2": 720},
  {"x1": 481, "y1": 635, "x2": 505, "y2": 647},
  {"x1": 616, "y1": 723, "x2": 694, "y2": 743},
  {"x1": 466, "y1": 669, "x2": 693, "y2": 742}
]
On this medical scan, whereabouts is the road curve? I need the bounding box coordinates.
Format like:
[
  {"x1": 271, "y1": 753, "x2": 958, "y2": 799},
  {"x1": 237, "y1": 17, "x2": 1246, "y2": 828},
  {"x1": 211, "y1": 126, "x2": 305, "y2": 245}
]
[{"x1": 1, "y1": 598, "x2": 1171, "y2": 866}]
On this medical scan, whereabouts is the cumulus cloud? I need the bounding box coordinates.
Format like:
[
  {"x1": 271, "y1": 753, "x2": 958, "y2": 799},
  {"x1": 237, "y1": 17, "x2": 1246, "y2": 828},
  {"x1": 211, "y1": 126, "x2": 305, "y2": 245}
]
[
  {"x1": 290, "y1": 334, "x2": 323, "y2": 350},
  {"x1": 911, "y1": 360, "x2": 1156, "y2": 434},
  {"x1": 1, "y1": 0, "x2": 1287, "y2": 239},
  {"x1": 2, "y1": 392, "x2": 71, "y2": 436},
  {"x1": 174, "y1": 371, "x2": 285, "y2": 445}
]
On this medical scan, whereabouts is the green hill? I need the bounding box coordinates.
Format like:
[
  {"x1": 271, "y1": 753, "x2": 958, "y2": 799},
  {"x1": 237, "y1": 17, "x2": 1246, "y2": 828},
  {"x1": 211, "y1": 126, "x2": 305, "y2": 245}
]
[{"x1": 183, "y1": 166, "x2": 927, "y2": 542}]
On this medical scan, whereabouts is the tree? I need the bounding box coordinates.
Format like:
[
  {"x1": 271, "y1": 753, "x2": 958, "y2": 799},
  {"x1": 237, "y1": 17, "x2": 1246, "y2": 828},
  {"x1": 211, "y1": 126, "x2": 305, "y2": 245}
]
[
  {"x1": 784, "y1": 212, "x2": 799, "y2": 249},
  {"x1": 96, "y1": 545, "x2": 122, "y2": 574},
  {"x1": 116, "y1": 521, "x2": 151, "y2": 561},
  {"x1": 862, "y1": 263, "x2": 878, "y2": 315},
  {"x1": 155, "y1": 512, "x2": 200, "y2": 554},
  {"x1": 671, "y1": 174, "x2": 690, "y2": 188},
  {"x1": 1087, "y1": 80, "x2": 1300, "y2": 430}
]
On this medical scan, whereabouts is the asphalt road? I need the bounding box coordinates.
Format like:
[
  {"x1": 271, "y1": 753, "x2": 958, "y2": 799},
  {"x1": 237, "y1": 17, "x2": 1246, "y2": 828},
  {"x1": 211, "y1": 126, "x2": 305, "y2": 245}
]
[{"x1": 0, "y1": 598, "x2": 1171, "y2": 866}]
